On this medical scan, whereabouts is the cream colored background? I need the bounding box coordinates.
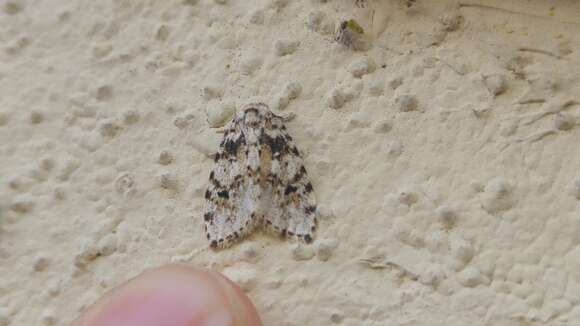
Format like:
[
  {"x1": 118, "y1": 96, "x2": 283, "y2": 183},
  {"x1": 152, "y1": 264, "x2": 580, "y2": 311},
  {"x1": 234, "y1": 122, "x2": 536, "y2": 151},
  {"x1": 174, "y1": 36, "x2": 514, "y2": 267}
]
[{"x1": 1, "y1": 0, "x2": 579, "y2": 325}]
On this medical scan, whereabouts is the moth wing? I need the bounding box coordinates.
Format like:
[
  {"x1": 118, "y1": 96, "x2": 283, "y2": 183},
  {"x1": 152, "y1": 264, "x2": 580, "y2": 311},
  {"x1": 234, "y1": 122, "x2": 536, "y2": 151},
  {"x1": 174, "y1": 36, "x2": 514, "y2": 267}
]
[
  {"x1": 264, "y1": 128, "x2": 317, "y2": 243},
  {"x1": 203, "y1": 122, "x2": 260, "y2": 249}
]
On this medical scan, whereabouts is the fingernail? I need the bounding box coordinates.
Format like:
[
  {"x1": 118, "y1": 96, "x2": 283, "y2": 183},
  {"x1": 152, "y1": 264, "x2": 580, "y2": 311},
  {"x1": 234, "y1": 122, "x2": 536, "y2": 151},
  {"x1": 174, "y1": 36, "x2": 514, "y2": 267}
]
[{"x1": 208, "y1": 272, "x2": 263, "y2": 326}]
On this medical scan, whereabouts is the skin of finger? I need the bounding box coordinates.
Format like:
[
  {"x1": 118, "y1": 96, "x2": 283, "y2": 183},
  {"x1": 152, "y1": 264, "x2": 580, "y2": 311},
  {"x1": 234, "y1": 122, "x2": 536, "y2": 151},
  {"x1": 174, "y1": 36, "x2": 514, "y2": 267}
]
[{"x1": 71, "y1": 264, "x2": 263, "y2": 326}]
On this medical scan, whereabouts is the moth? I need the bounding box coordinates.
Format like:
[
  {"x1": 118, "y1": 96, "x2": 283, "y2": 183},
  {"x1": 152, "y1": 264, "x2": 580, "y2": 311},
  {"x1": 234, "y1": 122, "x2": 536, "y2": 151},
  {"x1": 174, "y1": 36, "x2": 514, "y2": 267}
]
[{"x1": 203, "y1": 103, "x2": 317, "y2": 249}]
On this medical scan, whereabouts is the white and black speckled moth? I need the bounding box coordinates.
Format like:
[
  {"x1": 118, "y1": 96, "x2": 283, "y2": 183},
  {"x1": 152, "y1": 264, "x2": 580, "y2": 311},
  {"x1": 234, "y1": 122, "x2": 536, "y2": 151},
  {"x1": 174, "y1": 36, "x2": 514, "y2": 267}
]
[{"x1": 203, "y1": 103, "x2": 317, "y2": 249}]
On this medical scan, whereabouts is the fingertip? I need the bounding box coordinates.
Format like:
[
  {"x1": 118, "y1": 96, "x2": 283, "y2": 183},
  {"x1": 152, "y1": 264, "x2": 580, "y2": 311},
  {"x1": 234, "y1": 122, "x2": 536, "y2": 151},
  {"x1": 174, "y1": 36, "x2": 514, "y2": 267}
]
[{"x1": 73, "y1": 264, "x2": 262, "y2": 326}]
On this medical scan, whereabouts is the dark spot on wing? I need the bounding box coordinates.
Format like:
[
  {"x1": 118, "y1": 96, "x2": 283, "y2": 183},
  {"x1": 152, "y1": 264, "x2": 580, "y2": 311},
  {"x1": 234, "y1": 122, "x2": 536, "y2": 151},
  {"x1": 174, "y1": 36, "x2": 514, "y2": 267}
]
[
  {"x1": 304, "y1": 182, "x2": 313, "y2": 192},
  {"x1": 223, "y1": 133, "x2": 246, "y2": 156},
  {"x1": 285, "y1": 185, "x2": 298, "y2": 195},
  {"x1": 217, "y1": 190, "x2": 229, "y2": 199},
  {"x1": 260, "y1": 133, "x2": 287, "y2": 155},
  {"x1": 292, "y1": 166, "x2": 306, "y2": 183},
  {"x1": 233, "y1": 174, "x2": 242, "y2": 186},
  {"x1": 204, "y1": 212, "x2": 212, "y2": 221},
  {"x1": 210, "y1": 240, "x2": 218, "y2": 248},
  {"x1": 205, "y1": 189, "x2": 211, "y2": 199},
  {"x1": 304, "y1": 234, "x2": 312, "y2": 243},
  {"x1": 305, "y1": 205, "x2": 316, "y2": 214},
  {"x1": 211, "y1": 178, "x2": 223, "y2": 188}
]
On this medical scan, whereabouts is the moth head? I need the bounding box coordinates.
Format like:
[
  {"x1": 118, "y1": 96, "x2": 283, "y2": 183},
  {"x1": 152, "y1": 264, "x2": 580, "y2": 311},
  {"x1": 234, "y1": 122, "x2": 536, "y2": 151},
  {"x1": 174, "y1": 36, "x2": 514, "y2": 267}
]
[{"x1": 242, "y1": 103, "x2": 270, "y2": 128}]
